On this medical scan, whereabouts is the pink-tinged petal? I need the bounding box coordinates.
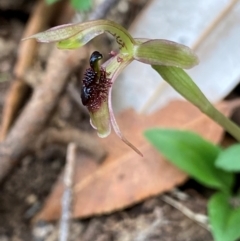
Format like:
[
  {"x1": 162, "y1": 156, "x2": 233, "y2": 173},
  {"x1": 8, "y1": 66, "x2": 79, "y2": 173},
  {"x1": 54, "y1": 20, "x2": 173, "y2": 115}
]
[
  {"x1": 105, "y1": 54, "x2": 143, "y2": 156},
  {"x1": 108, "y1": 86, "x2": 143, "y2": 157}
]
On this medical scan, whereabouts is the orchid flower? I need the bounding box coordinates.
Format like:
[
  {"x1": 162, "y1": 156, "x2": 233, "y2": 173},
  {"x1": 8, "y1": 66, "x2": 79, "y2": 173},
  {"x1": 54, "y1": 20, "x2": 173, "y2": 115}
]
[{"x1": 23, "y1": 19, "x2": 240, "y2": 156}]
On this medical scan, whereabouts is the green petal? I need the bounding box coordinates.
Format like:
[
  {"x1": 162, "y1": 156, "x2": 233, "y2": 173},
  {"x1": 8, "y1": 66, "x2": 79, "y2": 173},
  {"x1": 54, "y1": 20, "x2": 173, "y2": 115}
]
[
  {"x1": 89, "y1": 101, "x2": 111, "y2": 138},
  {"x1": 134, "y1": 39, "x2": 199, "y2": 69}
]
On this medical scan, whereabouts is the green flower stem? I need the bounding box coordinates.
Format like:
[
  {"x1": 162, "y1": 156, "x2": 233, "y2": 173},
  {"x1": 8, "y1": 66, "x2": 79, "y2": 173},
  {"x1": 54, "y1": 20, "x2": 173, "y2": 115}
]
[
  {"x1": 153, "y1": 65, "x2": 240, "y2": 142},
  {"x1": 206, "y1": 105, "x2": 240, "y2": 141}
]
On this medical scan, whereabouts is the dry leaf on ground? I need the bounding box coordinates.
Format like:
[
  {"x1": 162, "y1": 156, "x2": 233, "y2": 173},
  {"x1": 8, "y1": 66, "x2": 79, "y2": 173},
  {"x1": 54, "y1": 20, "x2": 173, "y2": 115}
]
[{"x1": 35, "y1": 100, "x2": 236, "y2": 221}]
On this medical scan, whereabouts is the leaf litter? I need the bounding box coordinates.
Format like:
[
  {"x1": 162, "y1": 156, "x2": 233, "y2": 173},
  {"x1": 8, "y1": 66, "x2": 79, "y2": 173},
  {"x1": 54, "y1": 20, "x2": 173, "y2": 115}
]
[{"x1": 35, "y1": 100, "x2": 234, "y2": 221}]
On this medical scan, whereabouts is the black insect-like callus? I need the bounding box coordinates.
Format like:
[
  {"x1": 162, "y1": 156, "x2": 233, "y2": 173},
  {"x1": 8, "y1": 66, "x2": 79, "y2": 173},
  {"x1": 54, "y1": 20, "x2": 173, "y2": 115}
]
[{"x1": 81, "y1": 51, "x2": 112, "y2": 112}]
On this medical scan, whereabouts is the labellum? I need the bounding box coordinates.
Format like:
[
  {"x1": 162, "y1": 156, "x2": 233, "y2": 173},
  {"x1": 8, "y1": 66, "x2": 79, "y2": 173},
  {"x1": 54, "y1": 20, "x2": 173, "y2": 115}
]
[{"x1": 81, "y1": 51, "x2": 112, "y2": 138}]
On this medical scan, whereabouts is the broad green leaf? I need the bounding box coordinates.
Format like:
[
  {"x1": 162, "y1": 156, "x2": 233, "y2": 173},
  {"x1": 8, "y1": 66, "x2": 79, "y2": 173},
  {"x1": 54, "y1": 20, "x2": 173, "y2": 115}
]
[
  {"x1": 22, "y1": 20, "x2": 135, "y2": 54},
  {"x1": 45, "y1": 0, "x2": 60, "y2": 5},
  {"x1": 216, "y1": 144, "x2": 240, "y2": 172},
  {"x1": 144, "y1": 129, "x2": 234, "y2": 192},
  {"x1": 208, "y1": 192, "x2": 240, "y2": 241},
  {"x1": 71, "y1": 0, "x2": 92, "y2": 11},
  {"x1": 134, "y1": 40, "x2": 199, "y2": 69}
]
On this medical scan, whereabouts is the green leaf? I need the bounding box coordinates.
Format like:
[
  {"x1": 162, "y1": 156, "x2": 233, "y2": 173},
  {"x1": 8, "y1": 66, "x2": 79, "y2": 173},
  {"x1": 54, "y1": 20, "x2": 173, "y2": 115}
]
[
  {"x1": 208, "y1": 192, "x2": 240, "y2": 241},
  {"x1": 144, "y1": 129, "x2": 234, "y2": 192},
  {"x1": 71, "y1": 0, "x2": 92, "y2": 11},
  {"x1": 215, "y1": 144, "x2": 240, "y2": 172},
  {"x1": 45, "y1": 0, "x2": 60, "y2": 5},
  {"x1": 134, "y1": 39, "x2": 199, "y2": 69},
  {"x1": 22, "y1": 20, "x2": 135, "y2": 54}
]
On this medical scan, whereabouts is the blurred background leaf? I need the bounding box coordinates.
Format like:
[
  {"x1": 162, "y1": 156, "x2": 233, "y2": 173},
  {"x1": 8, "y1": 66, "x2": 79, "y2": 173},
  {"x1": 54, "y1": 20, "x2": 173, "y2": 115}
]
[
  {"x1": 145, "y1": 129, "x2": 234, "y2": 192},
  {"x1": 216, "y1": 144, "x2": 240, "y2": 172},
  {"x1": 45, "y1": 0, "x2": 61, "y2": 5},
  {"x1": 71, "y1": 0, "x2": 92, "y2": 11},
  {"x1": 45, "y1": 0, "x2": 92, "y2": 12},
  {"x1": 208, "y1": 192, "x2": 240, "y2": 241}
]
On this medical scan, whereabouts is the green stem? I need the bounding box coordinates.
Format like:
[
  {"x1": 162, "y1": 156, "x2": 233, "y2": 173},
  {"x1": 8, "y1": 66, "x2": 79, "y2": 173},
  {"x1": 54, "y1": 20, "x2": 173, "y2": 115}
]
[
  {"x1": 152, "y1": 65, "x2": 240, "y2": 141},
  {"x1": 205, "y1": 105, "x2": 240, "y2": 142}
]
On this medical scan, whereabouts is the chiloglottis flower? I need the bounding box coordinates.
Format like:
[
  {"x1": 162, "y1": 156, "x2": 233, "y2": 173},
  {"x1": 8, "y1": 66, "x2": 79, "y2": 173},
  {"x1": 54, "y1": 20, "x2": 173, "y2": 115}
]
[
  {"x1": 22, "y1": 19, "x2": 199, "y2": 156},
  {"x1": 80, "y1": 50, "x2": 143, "y2": 156}
]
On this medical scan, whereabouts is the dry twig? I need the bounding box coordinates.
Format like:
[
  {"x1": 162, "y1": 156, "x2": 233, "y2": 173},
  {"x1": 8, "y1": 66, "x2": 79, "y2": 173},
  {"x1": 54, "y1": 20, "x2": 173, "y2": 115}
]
[
  {"x1": 0, "y1": 47, "x2": 86, "y2": 182},
  {"x1": 59, "y1": 143, "x2": 76, "y2": 241},
  {"x1": 161, "y1": 194, "x2": 210, "y2": 231},
  {"x1": 0, "y1": 0, "x2": 57, "y2": 140}
]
